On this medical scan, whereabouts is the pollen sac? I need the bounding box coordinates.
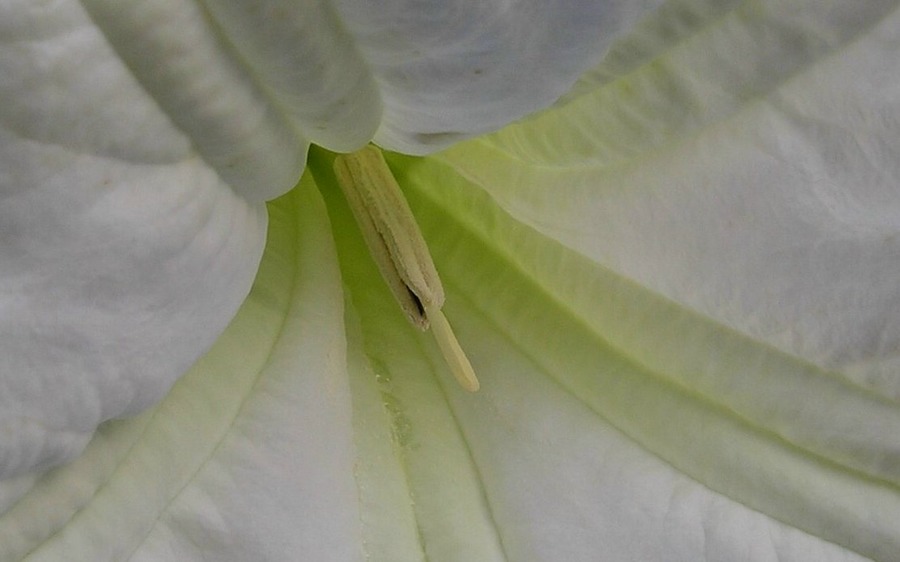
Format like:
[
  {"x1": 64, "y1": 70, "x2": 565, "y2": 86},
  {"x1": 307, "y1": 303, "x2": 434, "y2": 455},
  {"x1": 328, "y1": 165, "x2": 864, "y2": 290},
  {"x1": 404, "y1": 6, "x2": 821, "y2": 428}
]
[{"x1": 333, "y1": 145, "x2": 444, "y2": 329}]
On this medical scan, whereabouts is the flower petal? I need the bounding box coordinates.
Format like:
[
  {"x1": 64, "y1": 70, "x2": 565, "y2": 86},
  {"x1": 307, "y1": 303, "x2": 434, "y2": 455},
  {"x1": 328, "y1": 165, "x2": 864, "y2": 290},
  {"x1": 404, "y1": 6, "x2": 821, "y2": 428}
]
[
  {"x1": 388, "y1": 152, "x2": 899, "y2": 560},
  {"x1": 0, "y1": 179, "x2": 362, "y2": 561},
  {"x1": 0, "y1": 1, "x2": 267, "y2": 478},
  {"x1": 82, "y1": 0, "x2": 659, "y2": 167},
  {"x1": 7, "y1": 0, "x2": 899, "y2": 559},
  {"x1": 440, "y1": 0, "x2": 900, "y2": 396},
  {"x1": 331, "y1": 0, "x2": 662, "y2": 153},
  {"x1": 2, "y1": 0, "x2": 657, "y2": 482},
  {"x1": 400, "y1": 0, "x2": 900, "y2": 557},
  {"x1": 79, "y1": 0, "x2": 310, "y2": 200},
  {"x1": 313, "y1": 145, "x2": 881, "y2": 560}
]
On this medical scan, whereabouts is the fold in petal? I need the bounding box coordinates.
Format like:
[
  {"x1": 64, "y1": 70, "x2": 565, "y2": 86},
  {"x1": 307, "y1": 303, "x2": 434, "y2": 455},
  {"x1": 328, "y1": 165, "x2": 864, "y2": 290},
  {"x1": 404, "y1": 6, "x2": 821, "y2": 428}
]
[
  {"x1": 388, "y1": 152, "x2": 896, "y2": 560},
  {"x1": 0, "y1": 1, "x2": 267, "y2": 479},
  {"x1": 1, "y1": 0, "x2": 655, "y2": 480},
  {"x1": 331, "y1": 0, "x2": 662, "y2": 153},
  {"x1": 440, "y1": 0, "x2": 900, "y2": 396},
  {"x1": 5, "y1": 0, "x2": 900, "y2": 560},
  {"x1": 0, "y1": 179, "x2": 362, "y2": 561},
  {"x1": 81, "y1": 0, "x2": 658, "y2": 172},
  {"x1": 412, "y1": 0, "x2": 900, "y2": 557}
]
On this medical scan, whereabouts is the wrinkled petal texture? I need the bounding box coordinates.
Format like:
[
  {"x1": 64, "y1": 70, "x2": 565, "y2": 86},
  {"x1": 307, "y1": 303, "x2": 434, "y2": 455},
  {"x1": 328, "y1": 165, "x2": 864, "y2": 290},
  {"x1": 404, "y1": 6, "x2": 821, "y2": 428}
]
[
  {"x1": 4, "y1": 0, "x2": 900, "y2": 561},
  {"x1": 0, "y1": 181, "x2": 362, "y2": 561},
  {"x1": 80, "y1": 0, "x2": 657, "y2": 189},
  {"x1": 0, "y1": 1, "x2": 267, "y2": 479},
  {"x1": 329, "y1": 0, "x2": 661, "y2": 153},
  {"x1": 1, "y1": 0, "x2": 653, "y2": 479}
]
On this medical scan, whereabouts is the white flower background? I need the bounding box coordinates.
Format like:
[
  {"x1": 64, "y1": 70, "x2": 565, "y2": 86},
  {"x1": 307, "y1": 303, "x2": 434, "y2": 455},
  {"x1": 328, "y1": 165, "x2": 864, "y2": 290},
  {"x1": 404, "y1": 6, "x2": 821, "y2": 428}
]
[{"x1": 2, "y1": 0, "x2": 900, "y2": 560}]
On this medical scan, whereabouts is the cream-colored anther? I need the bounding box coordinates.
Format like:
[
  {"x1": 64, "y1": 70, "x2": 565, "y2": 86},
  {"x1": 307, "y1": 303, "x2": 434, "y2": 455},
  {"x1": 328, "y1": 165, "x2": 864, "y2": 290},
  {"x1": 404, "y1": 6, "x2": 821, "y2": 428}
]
[
  {"x1": 334, "y1": 146, "x2": 442, "y2": 328},
  {"x1": 334, "y1": 146, "x2": 480, "y2": 392}
]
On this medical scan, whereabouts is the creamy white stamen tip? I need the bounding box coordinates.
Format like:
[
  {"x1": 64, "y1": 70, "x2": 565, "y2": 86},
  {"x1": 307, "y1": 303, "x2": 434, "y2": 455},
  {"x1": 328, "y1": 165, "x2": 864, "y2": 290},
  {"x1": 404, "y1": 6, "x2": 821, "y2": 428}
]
[{"x1": 425, "y1": 305, "x2": 480, "y2": 393}]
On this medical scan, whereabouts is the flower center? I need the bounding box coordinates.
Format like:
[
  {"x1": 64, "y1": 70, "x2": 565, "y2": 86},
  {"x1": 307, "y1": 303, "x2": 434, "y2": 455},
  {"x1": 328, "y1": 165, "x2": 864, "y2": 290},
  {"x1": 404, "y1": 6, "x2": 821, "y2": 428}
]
[{"x1": 333, "y1": 146, "x2": 479, "y2": 392}]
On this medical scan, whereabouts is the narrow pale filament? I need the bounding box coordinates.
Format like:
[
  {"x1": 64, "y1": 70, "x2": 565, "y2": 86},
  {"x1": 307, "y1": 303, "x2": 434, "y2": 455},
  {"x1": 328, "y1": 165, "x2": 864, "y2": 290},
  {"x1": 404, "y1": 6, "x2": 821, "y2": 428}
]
[
  {"x1": 425, "y1": 305, "x2": 480, "y2": 392},
  {"x1": 333, "y1": 146, "x2": 480, "y2": 392}
]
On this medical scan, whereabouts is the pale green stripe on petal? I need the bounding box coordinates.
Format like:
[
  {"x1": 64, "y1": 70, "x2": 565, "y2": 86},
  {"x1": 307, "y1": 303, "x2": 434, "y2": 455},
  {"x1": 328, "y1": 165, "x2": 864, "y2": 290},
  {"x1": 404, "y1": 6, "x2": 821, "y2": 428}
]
[
  {"x1": 476, "y1": 0, "x2": 900, "y2": 168},
  {"x1": 313, "y1": 149, "x2": 508, "y2": 562},
  {"x1": 342, "y1": 298, "x2": 428, "y2": 562},
  {"x1": 427, "y1": 278, "x2": 871, "y2": 562},
  {"x1": 438, "y1": 1, "x2": 900, "y2": 408},
  {"x1": 420, "y1": 150, "x2": 900, "y2": 488},
  {"x1": 390, "y1": 153, "x2": 900, "y2": 561}
]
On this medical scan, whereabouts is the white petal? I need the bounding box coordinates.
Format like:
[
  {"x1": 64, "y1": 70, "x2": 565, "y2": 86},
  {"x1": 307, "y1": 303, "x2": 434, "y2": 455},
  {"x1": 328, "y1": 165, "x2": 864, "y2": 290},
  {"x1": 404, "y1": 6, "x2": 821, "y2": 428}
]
[
  {"x1": 317, "y1": 149, "x2": 878, "y2": 560},
  {"x1": 2, "y1": 0, "x2": 655, "y2": 482},
  {"x1": 440, "y1": 0, "x2": 900, "y2": 396},
  {"x1": 417, "y1": 0, "x2": 900, "y2": 557},
  {"x1": 0, "y1": 1, "x2": 267, "y2": 477},
  {"x1": 333, "y1": 0, "x2": 662, "y2": 153},
  {"x1": 81, "y1": 0, "x2": 658, "y2": 160},
  {"x1": 0, "y1": 179, "x2": 363, "y2": 561},
  {"x1": 2, "y1": 0, "x2": 659, "y2": 478},
  {"x1": 79, "y1": 0, "x2": 309, "y2": 200},
  {"x1": 7, "y1": 0, "x2": 899, "y2": 560}
]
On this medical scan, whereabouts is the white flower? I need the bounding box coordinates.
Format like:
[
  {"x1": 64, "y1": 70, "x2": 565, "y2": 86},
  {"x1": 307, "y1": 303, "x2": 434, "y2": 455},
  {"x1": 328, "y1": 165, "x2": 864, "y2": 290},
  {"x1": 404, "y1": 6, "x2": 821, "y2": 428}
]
[{"x1": 2, "y1": 1, "x2": 899, "y2": 560}]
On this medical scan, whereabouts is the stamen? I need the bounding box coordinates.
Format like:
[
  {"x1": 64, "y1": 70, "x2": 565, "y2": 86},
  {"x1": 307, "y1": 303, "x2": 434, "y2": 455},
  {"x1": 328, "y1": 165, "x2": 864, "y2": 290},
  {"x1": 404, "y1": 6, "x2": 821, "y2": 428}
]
[
  {"x1": 333, "y1": 146, "x2": 480, "y2": 392},
  {"x1": 425, "y1": 305, "x2": 480, "y2": 392}
]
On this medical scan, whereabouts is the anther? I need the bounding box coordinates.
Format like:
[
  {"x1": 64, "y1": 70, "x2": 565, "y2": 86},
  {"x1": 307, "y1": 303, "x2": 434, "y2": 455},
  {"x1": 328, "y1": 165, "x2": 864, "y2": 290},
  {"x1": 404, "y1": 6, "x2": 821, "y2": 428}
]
[{"x1": 333, "y1": 146, "x2": 480, "y2": 392}]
